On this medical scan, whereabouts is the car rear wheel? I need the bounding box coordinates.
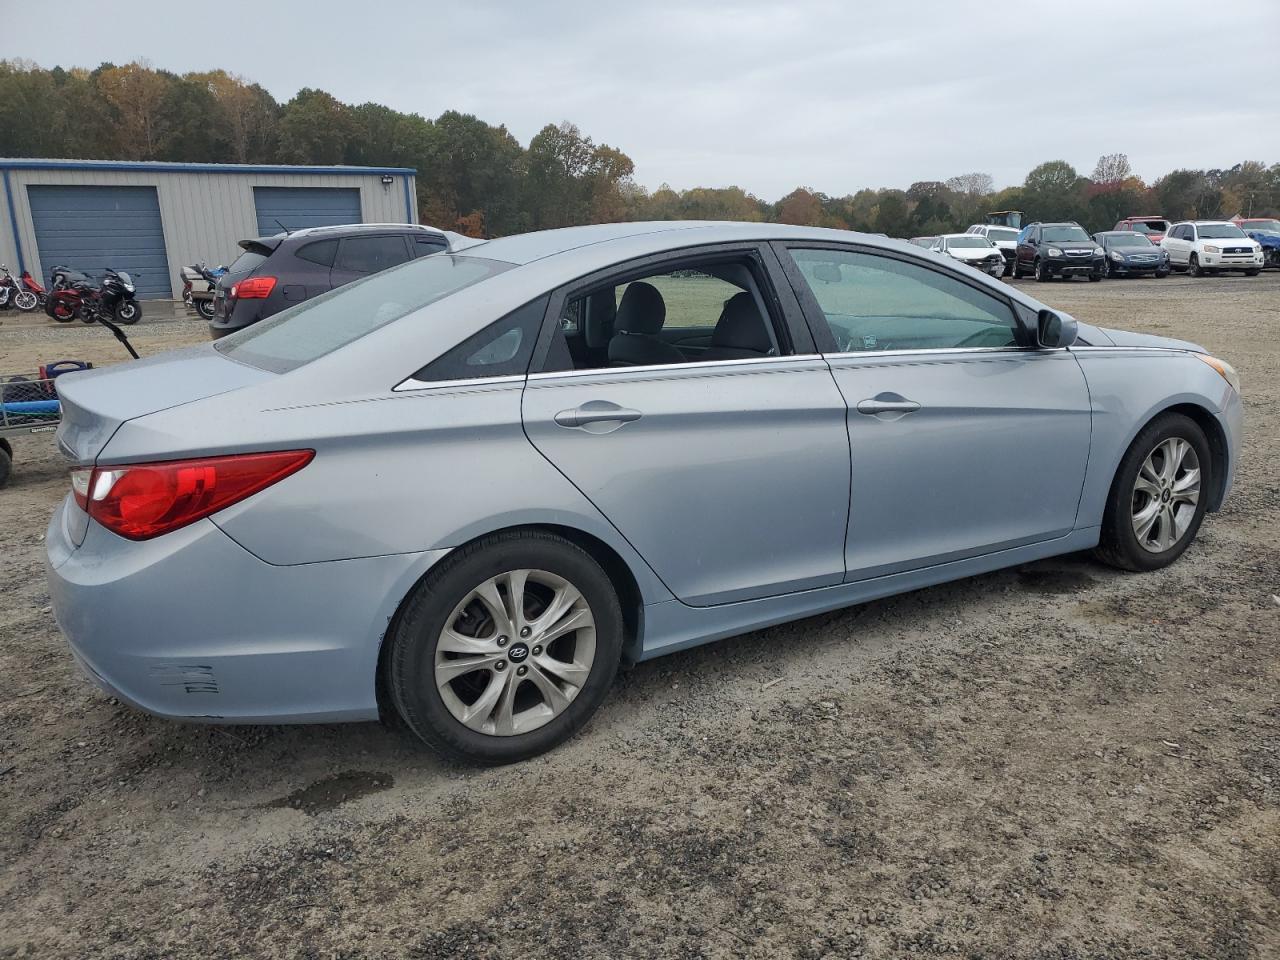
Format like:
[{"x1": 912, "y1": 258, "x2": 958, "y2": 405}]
[
  {"x1": 387, "y1": 530, "x2": 624, "y2": 764},
  {"x1": 1094, "y1": 412, "x2": 1210, "y2": 573}
]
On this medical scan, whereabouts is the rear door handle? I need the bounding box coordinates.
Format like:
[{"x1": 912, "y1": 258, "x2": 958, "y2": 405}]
[
  {"x1": 856, "y1": 398, "x2": 921, "y2": 415},
  {"x1": 554, "y1": 401, "x2": 643, "y2": 430}
]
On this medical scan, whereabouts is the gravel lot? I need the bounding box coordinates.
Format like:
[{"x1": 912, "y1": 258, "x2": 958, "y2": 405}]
[{"x1": 1, "y1": 276, "x2": 1277, "y2": 959}]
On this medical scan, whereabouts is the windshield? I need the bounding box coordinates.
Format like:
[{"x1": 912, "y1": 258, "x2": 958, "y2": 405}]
[
  {"x1": 986, "y1": 228, "x2": 1018, "y2": 242},
  {"x1": 217, "y1": 254, "x2": 513, "y2": 373},
  {"x1": 1041, "y1": 225, "x2": 1091, "y2": 242},
  {"x1": 1242, "y1": 219, "x2": 1280, "y2": 234},
  {"x1": 1198, "y1": 224, "x2": 1246, "y2": 239},
  {"x1": 1104, "y1": 234, "x2": 1154, "y2": 248},
  {"x1": 948, "y1": 237, "x2": 991, "y2": 249}
]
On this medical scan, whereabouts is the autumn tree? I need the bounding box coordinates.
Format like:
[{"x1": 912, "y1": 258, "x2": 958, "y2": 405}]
[{"x1": 96, "y1": 61, "x2": 171, "y2": 159}]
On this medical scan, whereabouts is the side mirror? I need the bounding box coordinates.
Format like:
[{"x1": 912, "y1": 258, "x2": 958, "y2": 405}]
[{"x1": 1037, "y1": 309, "x2": 1077, "y2": 349}]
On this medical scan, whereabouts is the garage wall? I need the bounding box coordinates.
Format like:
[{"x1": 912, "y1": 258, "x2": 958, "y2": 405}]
[
  {"x1": 253, "y1": 186, "x2": 362, "y2": 235},
  {"x1": 0, "y1": 164, "x2": 416, "y2": 299}
]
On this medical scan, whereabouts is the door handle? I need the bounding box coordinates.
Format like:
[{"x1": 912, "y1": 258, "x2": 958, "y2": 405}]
[
  {"x1": 554, "y1": 401, "x2": 643, "y2": 429},
  {"x1": 856, "y1": 396, "x2": 921, "y2": 417}
]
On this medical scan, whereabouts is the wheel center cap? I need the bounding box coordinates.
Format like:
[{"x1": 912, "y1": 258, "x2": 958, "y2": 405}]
[
  {"x1": 508, "y1": 643, "x2": 530, "y2": 663},
  {"x1": 1161, "y1": 488, "x2": 1172, "y2": 503}
]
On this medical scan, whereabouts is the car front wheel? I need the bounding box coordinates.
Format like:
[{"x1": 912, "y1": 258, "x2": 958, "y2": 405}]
[
  {"x1": 1035, "y1": 259, "x2": 1051, "y2": 282},
  {"x1": 1095, "y1": 413, "x2": 1211, "y2": 572},
  {"x1": 387, "y1": 530, "x2": 624, "y2": 764},
  {"x1": 1188, "y1": 254, "x2": 1204, "y2": 277}
]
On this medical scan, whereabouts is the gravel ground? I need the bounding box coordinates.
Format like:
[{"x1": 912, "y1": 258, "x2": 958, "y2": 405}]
[{"x1": 1, "y1": 276, "x2": 1277, "y2": 959}]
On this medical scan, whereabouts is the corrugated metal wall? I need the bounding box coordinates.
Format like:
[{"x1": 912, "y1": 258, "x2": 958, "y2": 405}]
[{"x1": 0, "y1": 165, "x2": 417, "y2": 299}]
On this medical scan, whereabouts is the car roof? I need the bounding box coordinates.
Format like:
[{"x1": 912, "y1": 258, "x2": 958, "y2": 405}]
[
  {"x1": 939, "y1": 232, "x2": 984, "y2": 239},
  {"x1": 1120, "y1": 216, "x2": 1167, "y2": 221}
]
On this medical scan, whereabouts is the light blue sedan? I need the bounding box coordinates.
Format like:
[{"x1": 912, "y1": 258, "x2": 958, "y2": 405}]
[{"x1": 46, "y1": 222, "x2": 1242, "y2": 763}]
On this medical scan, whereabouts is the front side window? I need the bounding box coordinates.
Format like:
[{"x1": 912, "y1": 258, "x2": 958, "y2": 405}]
[
  {"x1": 542, "y1": 255, "x2": 781, "y2": 372},
  {"x1": 336, "y1": 236, "x2": 412, "y2": 274},
  {"x1": 789, "y1": 248, "x2": 1020, "y2": 353},
  {"x1": 216, "y1": 255, "x2": 512, "y2": 373}
]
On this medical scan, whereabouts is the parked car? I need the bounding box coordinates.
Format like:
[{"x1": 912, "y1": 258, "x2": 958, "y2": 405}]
[
  {"x1": 1011, "y1": 222, "x2": 1105, "y2": 281},
  {"x1": 1233, "y1": 218, "x2": 1280, "y2": 269},
  {"x1": 209, "y1": 223, "x2": 472, "y2": 339},
  {"x1": 1160, "y1": 221, "x2": 1264, "y2": 277},
  {"x1": 930, "y1": 234, "x2": 1006, "y2": 278},
  {"x1": 47, "y1": 222, "x2": 1241, "y2": 764},
  {"x1": 963, "y1": 224, "x2": 1020, "y2": 276},
  {"x1": 1092, "y1": 231, "x2": 1171, "y2": 279},
  {"x1": 909, "y1": 236, "x2": 938, "y2": 248},
  {"x1": 1113, "y1": 217, "x2": 1172, "y2": 244}
]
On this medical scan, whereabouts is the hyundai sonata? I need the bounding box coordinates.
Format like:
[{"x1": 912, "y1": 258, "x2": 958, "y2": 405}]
[{"x1": 47, "y1": 222, "x2": 1242, "y2": 763}]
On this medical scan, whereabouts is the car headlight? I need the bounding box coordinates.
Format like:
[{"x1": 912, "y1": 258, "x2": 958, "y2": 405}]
[
  {"x1": 1110, "y1": 251, "x2": 1124, "y2": 262},
  {"x1": 1203, "y1": 244, "x2": 1220, "y2": 253},
  {"x1": 1047, "y1": 247, "x2": 1063, "y2": 257},
  {"x1": 1196, "y1": 354, "x2": 1240, "y2": 394},
  {"x1": 1093, "y1": 247, "x2": 1105, "y2": 256}
]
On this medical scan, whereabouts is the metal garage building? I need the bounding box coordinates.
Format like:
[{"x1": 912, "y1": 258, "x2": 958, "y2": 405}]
[{"x1": 0, "y1": 159, "x2": 417, "y2": 299}]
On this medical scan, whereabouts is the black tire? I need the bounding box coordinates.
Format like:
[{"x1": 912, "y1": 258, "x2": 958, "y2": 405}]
[
  {"x1": 1155, "y1": 269, "x2": 1170, "y2": 278},
  {"x1": 0, "y1": 443, "x2": 10, "y2": 489},
  {"x1": 1088, "y1": 269, "x2": 1102, "y2": 282},
  {"x1": 1035, "y1": 259, "x2": 1051, "y2": 282},
  {"x1": 1010, "y1": 257, "x2": 1022, "y2": 279},
  {"x1": 1245, "y1": 269, "x2": 1260, "y2": 277},
  {"x1": 387, "y1": 530, "x2": 624, "y2": 764},
  {"x1": 195, "y1": 298, "x2": 217, "y2": 320},
  {"x1": 1094, "y1": 412, "x2": 1212, "y2": 573},
  {"x1": 49, "y1": 300, "x2": 75, "y2": 322},
  {"x1": 1103, "y1": 259, "x2": 1113, "y2": 279},
  {"x1": 1188, "y1": 254, "x2": 1203, "y2": 278},
  {"x1": 114, "y1": 301, "x2": 141, "y2": 325}
]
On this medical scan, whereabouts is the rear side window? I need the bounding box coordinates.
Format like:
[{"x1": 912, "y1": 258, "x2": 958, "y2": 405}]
[
  {"x1": 412, "y1": 236, "x2": 447, "y2": 258},
  {"x1": 410, "y1": 296, "x2": 548, "y2": 383},
  {"x1": 216, "y1": 255, "x2": 513, "y2": 373},
  {"x1": 295, "y1": 239, "x2": 338, "y2": 267},
  {"x1": 336, "y1": 236, "x2": 412, "y2": 274}
]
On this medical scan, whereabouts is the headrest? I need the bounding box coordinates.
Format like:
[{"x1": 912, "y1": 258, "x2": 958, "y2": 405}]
[
  {"x1": 613, "y1": 281, "x2": 666, "y2": 336},
  {"x1": 711, "y1": 292, "x2": 772, "y2": 352},
  {"x1": 811, "y1": 262, "x2": 842, "y2": 283}
]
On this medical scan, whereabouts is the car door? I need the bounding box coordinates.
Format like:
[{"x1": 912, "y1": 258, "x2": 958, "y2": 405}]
[
  {"x1": 521, "y1": 243, "x2": 851, "y2": 607},
  {"x1": 329, "y1": 234, "x2": 414, "y2": 289},
  {"x1": 1166, "y1": 225, "x2": 1191, "y2": 264},
  {"x1": 775, "y1": 242, "x2": 1092, "y2": 581},
  {"x1": 1016, "y1": 225, "x2": 1039, "y2": 271}
]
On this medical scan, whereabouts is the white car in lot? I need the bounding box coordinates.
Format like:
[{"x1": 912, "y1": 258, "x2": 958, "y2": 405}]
[
  {"x1": 964, "y1": 224, "x2": 1020, "y2": 276},
  {"x1": 1161, "y1": 221, "x2": 1264, "y2": 277},
  {"x1": 931, "y1": 234, "x2": 1006, "y2": 278}
]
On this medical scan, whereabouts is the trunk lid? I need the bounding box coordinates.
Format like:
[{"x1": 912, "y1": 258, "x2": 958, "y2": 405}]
[{"x1": 55, "y1": 344, "x2": 274, "y2": 464}]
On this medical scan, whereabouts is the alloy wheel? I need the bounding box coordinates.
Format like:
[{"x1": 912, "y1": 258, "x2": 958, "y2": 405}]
[
  {"x1": 434, "y1": 569, "x2": 596, "y2": 736},
  {"x1": 1131, "y1": 437, "x2": 1200, "y2": 553}
]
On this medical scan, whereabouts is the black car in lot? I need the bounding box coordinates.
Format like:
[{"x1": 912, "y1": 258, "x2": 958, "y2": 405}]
[
  {"x1": 209, "y1": 223, "x2": 464, "y2": 338},
  {"x1": 1011, "y1": 222, "x2": 1105, "y2": 282},
  {"x1": 1092, "y1": 230, "x2": 1171, "y2": 279}
]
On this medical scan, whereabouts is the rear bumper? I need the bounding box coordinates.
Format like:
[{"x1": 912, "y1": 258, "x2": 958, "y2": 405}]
[{"x1": 46, "y1": 503, "x2": 449, "y2": 723}]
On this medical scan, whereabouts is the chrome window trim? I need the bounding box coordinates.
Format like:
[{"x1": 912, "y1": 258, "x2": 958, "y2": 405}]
[
  {"x1": 821, "y1": 345, "x2": 1035, "y2": 361},
  {"x1": 526, "y1": 353, "x2": 825, "y2": 382},
  {"x1": 393, "y1": 373, "x2": 526, "y2": 393}
]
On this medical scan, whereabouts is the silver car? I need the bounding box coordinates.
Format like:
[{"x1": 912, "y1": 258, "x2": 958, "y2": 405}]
[{"x1": 46, "y1": 222, "x2": 1242, "y2": 763}]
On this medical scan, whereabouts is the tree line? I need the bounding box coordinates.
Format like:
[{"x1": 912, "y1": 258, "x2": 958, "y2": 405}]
[{"x1": 2, "y1": 60, "x2": 1277, "y2": 238}]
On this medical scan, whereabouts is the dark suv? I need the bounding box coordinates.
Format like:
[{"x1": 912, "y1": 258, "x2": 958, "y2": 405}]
[
  {"x1": 209, "y1": 224, "x2": 456, "y2": 338},
  {"x1": 1011, "y1": 222, "x2": 1104, "y2": 282}
]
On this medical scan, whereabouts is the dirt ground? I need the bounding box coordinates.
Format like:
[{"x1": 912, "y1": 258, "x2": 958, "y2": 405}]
[{"x1": 1, "y1": 277, "x2": 1277, "y2": 959}]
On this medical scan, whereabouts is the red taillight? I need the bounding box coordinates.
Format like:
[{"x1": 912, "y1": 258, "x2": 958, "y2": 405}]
[
  {"x1": 231, "y1": 276, "x2": 277, "y2": 299},
  {"x1": 74, "y1": 450, "x2": 313, "y2": 540}
]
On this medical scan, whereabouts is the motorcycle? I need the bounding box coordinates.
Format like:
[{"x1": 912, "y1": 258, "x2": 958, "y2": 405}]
[
  {"x1": 19, "y1": 270, "x2": 47, "y2": 309},
  {"x1": 45, "y1": 267, "x2": 142, "y2": 325},
  {"x1": 48, "y1": 265, "x2": 94, "y2": 290},
  {"x1": 0, "y1": 264, "x2": 39, "y2": 311},
  {"x1": 180, "y1": 261, "x2": 227, "y2": 320}
]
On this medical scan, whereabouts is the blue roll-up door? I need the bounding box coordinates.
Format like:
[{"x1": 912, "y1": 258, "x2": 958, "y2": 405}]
[
  {"x1": 27, "y1": 185, "x2": 171, "y2": 299},
  {"x1": 253, "y1": 187, "x2": 362, "y2": 235}
]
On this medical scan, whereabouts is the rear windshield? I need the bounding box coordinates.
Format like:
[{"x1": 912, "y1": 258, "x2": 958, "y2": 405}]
[
  {"x1": 216, "y1": 254, "x2": 512, "y2": 373},
  {"x1": 227, "y1": 249, "x2": 268, "y2": 277}
]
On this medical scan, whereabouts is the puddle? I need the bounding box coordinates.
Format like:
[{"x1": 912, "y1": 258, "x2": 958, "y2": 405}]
[
  {"x1": 266, "y1": 771, "x2": 394, "y2": 815},
  {"x1": 1017, "y1": 569, "x2": 1096, "y2": 595}
]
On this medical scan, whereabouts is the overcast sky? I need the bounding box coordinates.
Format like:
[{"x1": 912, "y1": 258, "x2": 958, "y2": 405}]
[{"x1": 8, "y1": 0, "x2": 1280, "y2": 199}]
